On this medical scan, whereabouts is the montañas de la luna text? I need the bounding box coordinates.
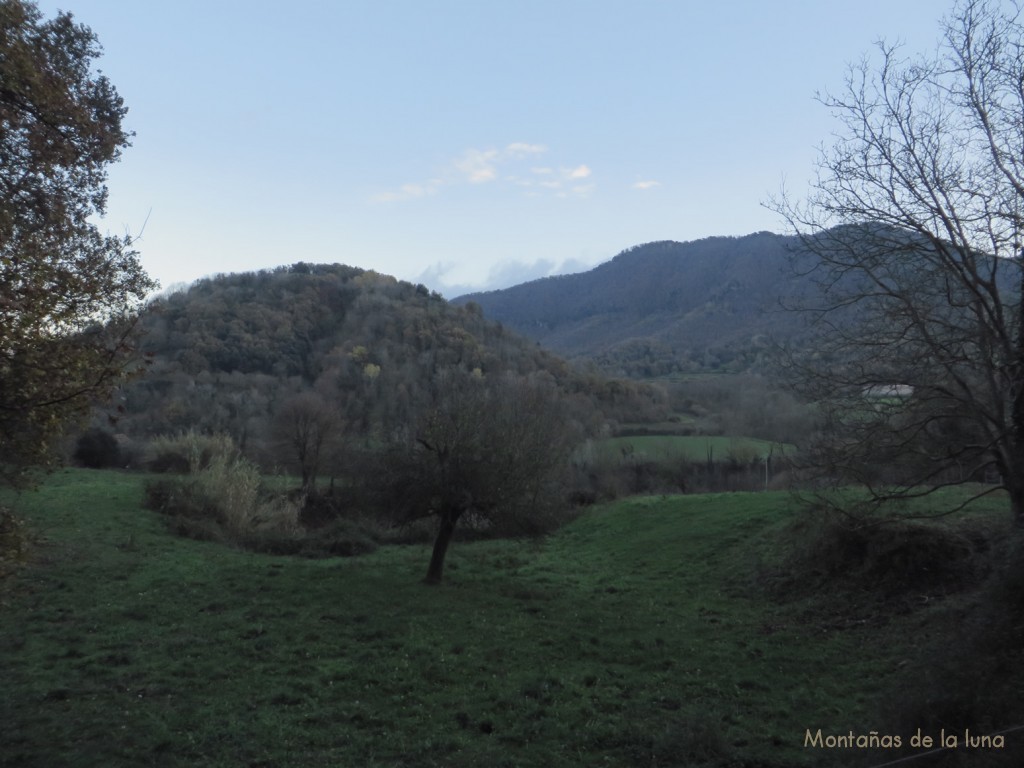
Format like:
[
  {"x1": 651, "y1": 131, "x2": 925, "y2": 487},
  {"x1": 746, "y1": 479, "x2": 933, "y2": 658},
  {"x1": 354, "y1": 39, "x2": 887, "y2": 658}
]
[{"x1": 804, "y1": 729, "x2": 1005, "y2": 749}]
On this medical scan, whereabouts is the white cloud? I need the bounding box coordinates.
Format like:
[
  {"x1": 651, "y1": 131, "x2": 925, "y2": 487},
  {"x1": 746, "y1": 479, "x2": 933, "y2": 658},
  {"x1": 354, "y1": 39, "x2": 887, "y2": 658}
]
[
  {"x1": 453, "y1": 144, "x2": 546, "y2": 183},
  {"x1": 370, "y1": 180, "x2": 442, "y2": 203},
  {"x1": 632, "y1": 180, "x2": 661, "y2": 190},
  {"x1": 485, "y1": 257, "x2": 557, "y2": 288},
  {"x1": 520, "y1": 164, "x2": 597, "y2": 195},
  {"x1": 505, "y1": 142, "x2": 547, "y2": 157},
  {"x1": 558, "y1": 257, "x2": 597, "y2": 274},
  {"x1": 415, "y1": 261, "x2": 477, "y2": 296},
  {"x1": 422, "y1": 254, "x2": 602, "y2": 297},
  {"x1": 372, "y1": 144, "x2": 590, "y2": 202},
  {"x1": 454, "y1": 148, "x2": 500, "y2": 183}
]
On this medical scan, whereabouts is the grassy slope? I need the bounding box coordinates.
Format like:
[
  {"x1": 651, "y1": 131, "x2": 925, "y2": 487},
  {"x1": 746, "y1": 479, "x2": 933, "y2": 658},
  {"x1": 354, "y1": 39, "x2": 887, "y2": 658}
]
[{"x1": 0, "y1": 470, "x2": 1003, "y2": 767}]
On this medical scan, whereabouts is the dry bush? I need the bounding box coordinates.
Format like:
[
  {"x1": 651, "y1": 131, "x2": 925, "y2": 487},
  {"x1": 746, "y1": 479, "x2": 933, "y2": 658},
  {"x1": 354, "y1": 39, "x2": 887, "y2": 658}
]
[
  {"x1": 143, "y1": 432, "x2": 302, "y2": 543},
  {"x1": 0, "y1": 506, "x2": 31, "y2": 580}
]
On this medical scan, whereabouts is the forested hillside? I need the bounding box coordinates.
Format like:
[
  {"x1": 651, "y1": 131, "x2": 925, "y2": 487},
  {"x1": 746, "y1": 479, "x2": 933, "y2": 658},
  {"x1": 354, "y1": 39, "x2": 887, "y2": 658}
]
[
  {"x1": 455, "y1": 233, "x2": 808, "y2": 376},
  {"x1": 98, "y1": 263, "x2": 669, "y2": 468}
]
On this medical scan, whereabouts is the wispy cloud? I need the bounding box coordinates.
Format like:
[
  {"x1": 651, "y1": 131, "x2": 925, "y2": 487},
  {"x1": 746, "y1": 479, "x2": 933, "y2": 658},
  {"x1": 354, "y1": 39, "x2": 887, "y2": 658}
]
[
  {"x1": 418, "y1": 253, "x2": 599, "y2": 297},
  {"x1": 372, "y1": 143, "x2": 591, "y2": 202},
  {"x1": 454, "y1": 148, "x2": 500, "y2": 183},
  {"x1": 513, "y1": 163, "x2": 595, "y2": 197},
  {"x1": 370, "y1": 180, "x2": 443, "y2": 203},
  {"x1": 568, "y1": 184, "x2": 595, "y2": 198},
  {"x1": 631, "y1": 180, "x2": 661, "y2": 190},
  {"x1": 505, "y1": 142, "x2": 547, "y2": 157}
]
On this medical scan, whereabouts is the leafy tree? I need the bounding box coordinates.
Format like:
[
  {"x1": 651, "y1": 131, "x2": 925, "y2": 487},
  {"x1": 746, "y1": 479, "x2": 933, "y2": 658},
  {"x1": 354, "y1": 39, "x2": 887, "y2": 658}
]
[
  {"x1": 0, "y1": 0, "x2": 154, "y2": 486},
  {"x1": 379, "y1": 370, "x2": 579, "y2": 584},
  {"x1": 770, "y1": 0, "x2": 1024, "y2": 522}
]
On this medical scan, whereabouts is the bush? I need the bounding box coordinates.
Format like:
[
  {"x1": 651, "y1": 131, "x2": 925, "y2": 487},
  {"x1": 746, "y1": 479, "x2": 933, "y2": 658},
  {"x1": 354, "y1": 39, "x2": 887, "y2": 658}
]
[
  {"x1": 145, "y1": 430, "x2": 237, "y2": 474},
  {"x1": 0, "y1": 505, "x2": 30, "y2": 579},
  {"x1": 764, "y1": 505, "x2": 989, "y2": 609},
  {"x1": 73, "y1": 428, "x2": 121, "y2": 469},
  {"x1": 297, "y1": 517, "x2": 380, "y2": 557},
  {"x1": 143, "y1": 433, "x2": 302, "y2": 547},
  {"x1": 143, "y1": 477, "x2": 212, "y2": 521}
]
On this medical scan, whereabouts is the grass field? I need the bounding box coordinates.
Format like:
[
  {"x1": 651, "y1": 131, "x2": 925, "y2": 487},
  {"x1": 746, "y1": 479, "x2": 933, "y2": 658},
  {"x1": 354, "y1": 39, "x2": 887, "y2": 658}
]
[
  {"x1": 1, "y1": 470, "x2": 1020, "y2": 767},
  {"x1": 590, "y1": 435, "x2": 794, "y2": 464}
]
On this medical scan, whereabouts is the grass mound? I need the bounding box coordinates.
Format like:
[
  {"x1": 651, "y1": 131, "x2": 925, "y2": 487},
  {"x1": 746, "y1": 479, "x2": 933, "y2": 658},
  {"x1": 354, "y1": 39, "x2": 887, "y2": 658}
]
[
  {"x1": 760, "y1": 490, "x2": 1024, "y2": 767},
  {"x1": 777, "y1": 508, "x2": 989, "y2": 599},
  {"x1": 868, "y1": 535, "x2": 1024, "y2": 768}
]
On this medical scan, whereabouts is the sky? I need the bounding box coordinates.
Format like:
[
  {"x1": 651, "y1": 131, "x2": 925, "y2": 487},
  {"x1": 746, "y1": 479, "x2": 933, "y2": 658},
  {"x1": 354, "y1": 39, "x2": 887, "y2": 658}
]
[{"x1": 38, "y1": 0, "x2": 950, "y2": 297}]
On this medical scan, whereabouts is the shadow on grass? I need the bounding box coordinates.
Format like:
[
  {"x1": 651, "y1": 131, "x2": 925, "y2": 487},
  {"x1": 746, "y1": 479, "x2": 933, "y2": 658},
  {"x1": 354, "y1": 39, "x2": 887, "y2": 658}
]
[{"x1": 765, "y1": 503, "x2": 1024, "y2": 767}]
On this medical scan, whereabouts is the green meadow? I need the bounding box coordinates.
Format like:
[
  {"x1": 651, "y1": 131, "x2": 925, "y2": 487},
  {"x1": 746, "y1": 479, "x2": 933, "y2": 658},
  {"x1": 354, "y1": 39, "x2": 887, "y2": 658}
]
[
  {"x1": 590, "y1": 435, "x2": 793, "y2": 463},
  {"x1": 2, "y1": 470, "x2": 1021, "y2": 767}
]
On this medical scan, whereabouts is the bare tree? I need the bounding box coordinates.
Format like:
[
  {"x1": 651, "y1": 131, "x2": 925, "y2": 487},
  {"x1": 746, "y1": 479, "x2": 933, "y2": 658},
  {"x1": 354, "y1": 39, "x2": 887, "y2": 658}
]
[
  {"x1": 769, "y1": 0, "x2": 1024, "y2": 523},
  {"x1": 378, "y1": 369, "x2": 579, "y2": 584},
  {"x1": 274, "y1": 391, "x2": 339, "y2": 493}
]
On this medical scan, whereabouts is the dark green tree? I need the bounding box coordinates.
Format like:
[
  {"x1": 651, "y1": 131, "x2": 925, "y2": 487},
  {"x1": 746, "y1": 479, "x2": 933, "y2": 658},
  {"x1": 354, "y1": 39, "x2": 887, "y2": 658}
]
[{"x1": 0, "y1": 0, "x2": 154, "y2": 486}]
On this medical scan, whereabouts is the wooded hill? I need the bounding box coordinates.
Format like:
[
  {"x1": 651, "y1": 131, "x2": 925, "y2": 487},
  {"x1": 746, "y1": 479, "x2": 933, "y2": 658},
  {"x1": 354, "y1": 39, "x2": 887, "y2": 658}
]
[
  {"x1": 455, "y1": 233, "x2": 809, "y2": 376},
  {"x1": 102, "y1": 264, "x2": 669, "y2": 466}
]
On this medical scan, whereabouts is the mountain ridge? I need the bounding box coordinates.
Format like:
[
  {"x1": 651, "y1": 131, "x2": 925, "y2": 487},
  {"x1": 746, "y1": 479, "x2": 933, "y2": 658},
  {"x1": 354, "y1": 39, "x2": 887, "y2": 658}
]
[{"x1": 454, "y1": 232, "x2": 803, "y2": 375}]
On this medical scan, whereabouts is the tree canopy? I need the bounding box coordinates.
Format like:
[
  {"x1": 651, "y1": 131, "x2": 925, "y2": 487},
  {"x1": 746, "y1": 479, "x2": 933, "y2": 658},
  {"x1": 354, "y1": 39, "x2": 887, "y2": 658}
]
[
  {"x1": 0, "y1": 0, "x2": 154, "y2": 485},
  {"x1": 106, "y1": 263, "x2": 663, "y2": 462},
  {"x1": 376, "y1": 369, "x2": 580, "y2": 584}
]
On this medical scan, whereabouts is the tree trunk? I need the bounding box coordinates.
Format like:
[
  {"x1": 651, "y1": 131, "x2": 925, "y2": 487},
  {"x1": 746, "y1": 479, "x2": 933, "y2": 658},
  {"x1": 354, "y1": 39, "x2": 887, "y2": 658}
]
[
  {"x1": 1006, "y1": 463, "x2": 1024, "y2": 528},
  {"x1": 424, "y1": 512, "x2": 459, "y2": 585},
  {"x1": 1013, "y1": 255, "x2": 1024, "y2": 527},
  {"x1": 1011, "y1": 486, "x2": 1024, "y2": 528}
]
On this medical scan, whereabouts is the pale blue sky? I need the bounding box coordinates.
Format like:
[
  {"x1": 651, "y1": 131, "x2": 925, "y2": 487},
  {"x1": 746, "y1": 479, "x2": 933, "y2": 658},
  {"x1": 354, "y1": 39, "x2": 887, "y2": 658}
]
[{"x1": 41, "y1": 0, "x2": 948, "y2": 296}]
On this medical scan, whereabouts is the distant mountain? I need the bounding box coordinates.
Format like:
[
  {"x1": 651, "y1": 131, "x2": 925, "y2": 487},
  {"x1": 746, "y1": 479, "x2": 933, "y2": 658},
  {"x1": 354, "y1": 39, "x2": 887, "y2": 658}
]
[{"x1": 454, "y1": 233, "x2": 807, "y2": 376}]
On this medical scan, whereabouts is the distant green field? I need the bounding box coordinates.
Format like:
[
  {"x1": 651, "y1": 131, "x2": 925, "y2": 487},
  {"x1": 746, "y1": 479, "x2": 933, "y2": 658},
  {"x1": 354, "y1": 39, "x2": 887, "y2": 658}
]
[
  {"x1": 589, "y1": 434, "x2": 795, "y2": 464},
  {"x1": 0, "y1": 470, "x2": 1018, "y2": 767}
]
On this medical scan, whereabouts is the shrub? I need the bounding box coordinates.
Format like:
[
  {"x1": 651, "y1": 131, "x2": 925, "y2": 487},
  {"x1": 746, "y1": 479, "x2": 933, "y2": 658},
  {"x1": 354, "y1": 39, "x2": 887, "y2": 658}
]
[
  {"x1": 0, "y1": 506, "x2": 30, "y2": 579},
  {"x1": 143, "y1": 433, "x2": 302, "y2": 546},
  {"x1": 145, "y1": 430, "x2": 237, "y2": 474},
  {"x1": 73, "y1": 427, "x2": 121, "y2": 469},
  {"x1": 142, "y1": 477, "x2": 211, "y2": 520},
  {"x1": 198, "y1": 449, "x2": 261, "y2": 534},
  {"x1": 297, "y1": 517, "x2": 379, "y2": 557},
  {"x1": 772, "y1": 505, "x2": 987, "y2": 601}
]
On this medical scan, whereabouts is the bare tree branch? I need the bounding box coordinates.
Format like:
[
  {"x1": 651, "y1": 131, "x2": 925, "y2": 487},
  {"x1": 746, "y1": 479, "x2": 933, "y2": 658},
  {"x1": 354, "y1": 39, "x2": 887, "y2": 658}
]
[{"x1": 768, "y1": 0, "x2": 1024, "y2": 524}]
